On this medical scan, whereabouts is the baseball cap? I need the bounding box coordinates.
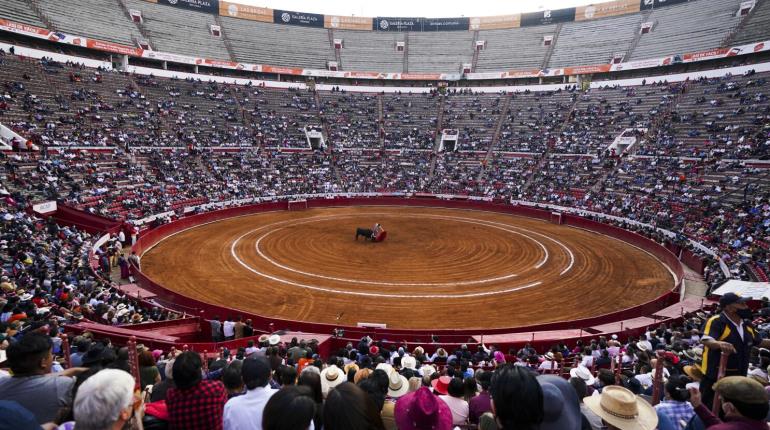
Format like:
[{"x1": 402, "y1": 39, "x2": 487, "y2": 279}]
[{"x1": 719, "y1": 292, "x2": 750, "y2": 307}]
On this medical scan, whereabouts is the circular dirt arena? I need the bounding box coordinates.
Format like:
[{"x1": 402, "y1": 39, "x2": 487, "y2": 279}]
[{"x1": 140, "y1": 206, "x2": 675, "y2": 330}]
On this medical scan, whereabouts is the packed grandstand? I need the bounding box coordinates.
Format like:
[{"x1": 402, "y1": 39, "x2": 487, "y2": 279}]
[{"x1": 1, "y1": 0, "x2": 770, "y2": 428}]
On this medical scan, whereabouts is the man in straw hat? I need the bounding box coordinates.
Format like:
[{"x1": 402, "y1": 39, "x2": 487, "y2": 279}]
[
  {"x1": 688, "y1": 376, "x2": 769, "y2": 429},
  {"x1": 584, "y1": 385, "x2": 658, "y2": 430}
]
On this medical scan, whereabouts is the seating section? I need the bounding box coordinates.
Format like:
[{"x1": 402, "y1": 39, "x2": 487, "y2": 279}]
[
  {"x1": 549, "y1": 14, "x2": 641, "y2": 67},
  {"x1": 36, "y1": 0, "x2": 142, "y2": 46},
  {"x1": 475, "y1": 25, "x2": 555, "y2": 71},
  {"x1": 2, "y1": 0, "x2": 45, "y2": 27},
  {"x1": 407, "y1": 31, "x2": 473, "y2": 73},
  {"x1": 0, "y1": 0, "x2": 765, "y2": 75},
  {"x1": 124, "y1": 0, "x2": 229, "y2": 60},
  {"x1": 335, "y1": 30, "x2": 405, "y2": 72},
  {"x1": 630, "y1": 0, "x2": 741, "y2": 60},
  {"x1": 221, "y1": 17, "x2": 333, "y2": 69},
  {"x1": 732, "y1": 0, "x2": 770, "y2": 45}
]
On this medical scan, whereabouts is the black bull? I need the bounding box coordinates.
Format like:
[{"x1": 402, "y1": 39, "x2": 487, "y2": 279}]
[{"x1": 355, "y1": 228, "x2": 374, "y2": 240}]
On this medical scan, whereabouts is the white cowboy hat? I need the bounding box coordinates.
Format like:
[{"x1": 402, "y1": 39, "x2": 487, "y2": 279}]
[
  {"x1": 636, "y1": 340, "x2": 652, "y2": 352},
  {"x1": 320, "y1": 365, "x2": 345, "y2": 396},
  {"x1": 402, "y1": 355, "x2": 418, "y2": 370},
  {"x1": 268, "y1": 334, "x2": 281, "y2": 346},
  {"x1": 544, "y1": 352, "x2": 555, "y2": 361},
  {"x1": 419, "y1": 364, "x2": 436, "y2": 378},
  {"x1": 569, "y1": 366, "x2": 596, "y2": 386},
  {"x1": 388, "y1": 369, "x2": 410, "y2": 398},
  {"x1": 584, "y1": 385, "x2": 658, "y2": 430}
]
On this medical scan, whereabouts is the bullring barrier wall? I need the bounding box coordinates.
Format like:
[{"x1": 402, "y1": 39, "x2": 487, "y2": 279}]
[{"x1": 130, "y1": 196, "x2": 684, "y2": 346}]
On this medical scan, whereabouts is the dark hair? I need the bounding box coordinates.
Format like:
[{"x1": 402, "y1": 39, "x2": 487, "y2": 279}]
[
  {"x1": 722, "y1": 397, "x2": 770, "y2": 420},
  {"x1": 222, "y1": 360, "x2": 244, "y2": 391},
  {"x1": 664, "y1": 375, "x2": 690, "y2": 402},
  {"x1": 370, "y1": 369, "x2": 389, "y2": 395},
  {"x1": 478, "y1": 371, "x2": 492, "y2": 391},
  {"x1": 463, "y1": 376, "x2": 478, "y2": 400},
  {"x1": 490, "y1": 365, "x2": 543, "y2": 430},
  {"x1": 7, "y1": 332, "x2": 52, "y2": 375},
  {"x1": 242, "y1": 356, "x2": 272, "y2": 390},
  {"x1": 568, "y1": 377, "x2": 587, "y2": 402},
  {"x1": 298, "y1": 371, "x2": 323, "y2": 404},
  {"x1": 447, "y1": 377, "x2": 464, "y2": 398},
  {"x1": 357, "y1": 378, "x2": 385, "y2": 411},
  {"x1": 138, "y1": 350, "x2": 155, "y2": 367},
  {"x1": 262, "y1": 386, "x2": 317, "y2": 430},
  {"x1": 323, "y1": 382, "x2": 385, "y2": 430},
  {"x1": 279, "y1": 365, "x2": 297, "y2": 386},
  {"x1": 173, "y1": 351, "x2": 202, "y2": 390},
  {"x1": 597, "y1": 369, "x2": 615, "y2": 386}
]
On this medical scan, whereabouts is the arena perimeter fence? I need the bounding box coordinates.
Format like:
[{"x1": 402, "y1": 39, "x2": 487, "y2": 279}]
[{"x1": 81, "y1": 194, "x2": 697, "y2": 353}]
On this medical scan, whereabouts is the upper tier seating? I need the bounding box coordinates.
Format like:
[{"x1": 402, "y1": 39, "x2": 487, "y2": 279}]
[
  {"x1": 549, "y1": 14, "x2": 642, "y2": 67},
  {"x1": 3, "y1": 0, "x2": 45, "y2": 27},
  {"x1": 220, "y1": 17, "x2": 334, "y2": 69},
  {"x1": 475, "y1": 25, "x2": 556, "y2": 71},
  {"x1": 37, "y1": 0, "x2": 142, "y2": 46},
  {"x1": 335, "y1": 30, "x2": 405, "y2": 72},
  {"x1": 630, "y1": 0, "x2": 741, "y2": 60},
  {"x1": 732, "y1": 0, "x2": 770, "y2": 45},
  {"x1": 124, "y1": 0, "x2": 229, "y2": 60},
  {"x1": 407, "y1": 31, "x2": 474, "y2": 73}
]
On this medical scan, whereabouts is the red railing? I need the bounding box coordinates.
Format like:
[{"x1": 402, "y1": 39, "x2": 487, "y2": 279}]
[{"x1": 127, "y1": 196, "x2": 684, "y2": 347}]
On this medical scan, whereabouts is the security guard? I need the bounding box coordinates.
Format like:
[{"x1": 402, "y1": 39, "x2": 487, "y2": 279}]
[{"x1": 700, "y1": 292, "x2": 770, "y2": 409}]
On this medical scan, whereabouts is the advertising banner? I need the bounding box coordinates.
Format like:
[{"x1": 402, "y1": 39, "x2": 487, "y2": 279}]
[
  {"x1": 324, "y1": 15, "x2": 372, "y2": 30},
  {"x1": 219, "y1": 1, "x2": 272, "y2": 22},
  {"x1": 158, "y1": 0, "x2": 219, "y2": 13},
  {"x1": 468, "y1": 14, "x2": 521, "y2": 30},
  {"x1": 521, "y1": 8, "x2": 576, "y2": 26},
  {"x1": 273, "y1": 9, "x2": 324, "y2": 28},
  {"x1": 639, "y1": 0, "x2": 688, "y2": 10},
  {"x1": 422, "y1": 17, "x2": 469, "y2": 31},
  {"x1": 86, "y1": 39, "x2": 143, "y2": 56},
  {"x1": 374, "y1": 17, "x2": 423, "y2": 32},
  {"x1": 576, "y1": 0, "x2": 640, "y2": 21},
  {"x1": 563, "y1": 64, "x2": 612, "y2": 75}
]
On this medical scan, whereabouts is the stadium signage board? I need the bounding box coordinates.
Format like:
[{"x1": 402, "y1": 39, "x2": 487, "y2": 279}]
[
  {"x1": 219, "y1": 1, "x2": 273, "y2": 23},
  {"x1": 639, "y1": 0, "x2": 688, "y2": 10},
  {"x1": 468, "y1": 14, "x2": 521, "y2": 30},
  {"x1": 373, "y1": 17, "x2": 469, "y2": 31},
  {"x1": 374, "y1": 17, "x2": 422, "y2": 31},
  {"x1": 575, "y1": 0, "x2": 640, "y2": 21},
  {"x1": 422, "y1": 17, "x2": 469, "y2": 31},
  {"x1": 158, "y1": 0, "x2": 219, "y2": 13},
  {"x1": 273, "y1": 9, "x2": 324, "y2": 27},
  {"x1": 520, "y1": 8, "x2": 576, "y2": 26}
]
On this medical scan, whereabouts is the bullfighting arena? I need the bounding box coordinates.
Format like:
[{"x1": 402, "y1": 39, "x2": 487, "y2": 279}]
[{"x1": 140, "y1": 206, "x2": 676, "y2": 330}]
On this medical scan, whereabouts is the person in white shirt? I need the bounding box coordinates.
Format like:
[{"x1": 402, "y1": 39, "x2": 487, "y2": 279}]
[
  {"x1": 223, "y1": 317, "x2": 235, "y2": 340},
  {"x1": 538, "y1": 352, "x2": 559, "y2": 372},
  {"x1": 438, "y1": 377, "x2": 469, "y2": 426},
  {"x1": 224, "y1": 356, "x2": 277, "y2": 430}
]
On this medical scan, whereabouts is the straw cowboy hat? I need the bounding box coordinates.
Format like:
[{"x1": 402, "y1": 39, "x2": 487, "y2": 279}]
[
  {"x1": 544, "y1": 352, "x2": 555, "y2": 361},
  {"x1": 388, "y1": 368, "x2": 410, "y2": 398},
  {"x1": 320, "y1": 365, "x2": 345, "y2": 396},
  {"x1": 584, "y1": 385, "x2": 657, "y2": 430},
  {"x1": 569, "y1": 365, "x2": 596, "y2": 386}
]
